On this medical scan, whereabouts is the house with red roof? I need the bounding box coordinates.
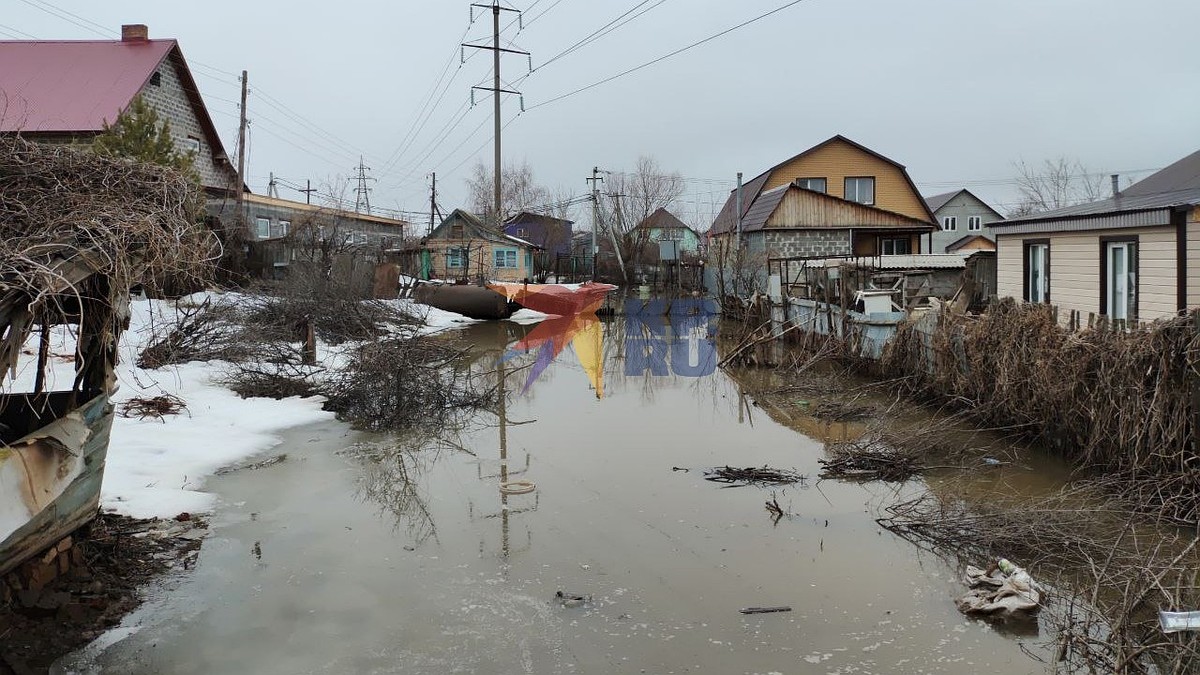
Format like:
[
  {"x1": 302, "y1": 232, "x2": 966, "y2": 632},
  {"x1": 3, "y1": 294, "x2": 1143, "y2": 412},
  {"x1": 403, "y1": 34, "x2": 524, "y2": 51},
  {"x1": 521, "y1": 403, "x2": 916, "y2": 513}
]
[{"x1": 0, "y1": 24, "x2": 238, "y2": 194}]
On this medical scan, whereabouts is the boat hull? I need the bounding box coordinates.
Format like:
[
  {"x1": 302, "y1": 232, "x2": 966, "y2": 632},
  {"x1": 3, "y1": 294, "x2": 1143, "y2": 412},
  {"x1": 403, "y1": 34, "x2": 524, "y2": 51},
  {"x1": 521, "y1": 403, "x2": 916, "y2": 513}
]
[{"x1": 0, "y1": 391, "x2": 113, "y2": 576}]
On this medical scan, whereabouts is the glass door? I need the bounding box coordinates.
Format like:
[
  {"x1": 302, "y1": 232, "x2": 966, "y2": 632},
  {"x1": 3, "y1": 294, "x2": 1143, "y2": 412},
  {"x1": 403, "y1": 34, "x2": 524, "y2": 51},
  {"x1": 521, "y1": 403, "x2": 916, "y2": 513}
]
[
  {"x1": 1106, "y1": 241, "x2": 1136, "y2": 322},
  {"x1": 1027, "y1": 244, "x2": 1048, "y2": 303}
]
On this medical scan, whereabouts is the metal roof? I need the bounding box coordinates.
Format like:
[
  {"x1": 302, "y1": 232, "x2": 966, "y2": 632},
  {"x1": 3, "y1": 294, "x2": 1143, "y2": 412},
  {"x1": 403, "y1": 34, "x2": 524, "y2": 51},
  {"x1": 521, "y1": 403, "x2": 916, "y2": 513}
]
[
  {"x1": 996, "y1": 149, "x2": 1200, "y2": 226},
  {"x1": 635, "y1": 207, "x2": 693, "y2": 232},
  {"x1": 0, "y1": 39, "x2": 174, "y2": 132},
  {"x1": 923, "y1": 190, "x2": 959, "y2": 212},
  {"x1": 711, "y1": 135, "x2": 936, "y2": 234},
  {"x1": 992, "y1": 208, "x2": 1174, "y2": 235}
]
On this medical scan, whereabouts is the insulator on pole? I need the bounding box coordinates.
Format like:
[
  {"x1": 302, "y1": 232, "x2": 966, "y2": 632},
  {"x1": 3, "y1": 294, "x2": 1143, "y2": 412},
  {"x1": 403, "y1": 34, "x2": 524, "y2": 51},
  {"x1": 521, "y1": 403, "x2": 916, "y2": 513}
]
[{"x1": 519, "y1": 95, "x2": 525, "y2": 112}]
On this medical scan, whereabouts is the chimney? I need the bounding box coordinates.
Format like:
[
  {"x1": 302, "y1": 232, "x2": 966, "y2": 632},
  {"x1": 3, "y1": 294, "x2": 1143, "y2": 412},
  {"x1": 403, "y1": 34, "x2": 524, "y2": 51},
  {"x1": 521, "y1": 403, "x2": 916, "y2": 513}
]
[
  {"x1": 121, "y1": 24, "x2": 149, "y2": 42},
  {"x1": 1111, "y1": 174, "x2": 1121, "y2": 199}
]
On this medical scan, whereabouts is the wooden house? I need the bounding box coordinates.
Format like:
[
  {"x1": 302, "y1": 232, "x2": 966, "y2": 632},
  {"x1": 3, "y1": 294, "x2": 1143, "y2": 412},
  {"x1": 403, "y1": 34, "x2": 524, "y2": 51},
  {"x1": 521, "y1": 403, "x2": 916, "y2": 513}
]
[
  {"x1": 421, "y1": 209, "x2": 540, "y2": 282},
  {"x1": 993, "y1": 149, "x2": 1200, "y2": 324},
  {"x1": 709, "y1": 135, "x2": 937, "y2": 260}
]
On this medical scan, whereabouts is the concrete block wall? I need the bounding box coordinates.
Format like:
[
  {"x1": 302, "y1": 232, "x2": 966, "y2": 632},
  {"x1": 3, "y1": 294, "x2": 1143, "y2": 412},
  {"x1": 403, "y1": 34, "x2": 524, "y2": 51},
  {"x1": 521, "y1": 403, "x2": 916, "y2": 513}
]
[
  {"x1": 764, "y1": 230, "x2": 851, "y2": 258},
  {"x1": 139, "y1": 55, "x2": 236, "y2": 191}
]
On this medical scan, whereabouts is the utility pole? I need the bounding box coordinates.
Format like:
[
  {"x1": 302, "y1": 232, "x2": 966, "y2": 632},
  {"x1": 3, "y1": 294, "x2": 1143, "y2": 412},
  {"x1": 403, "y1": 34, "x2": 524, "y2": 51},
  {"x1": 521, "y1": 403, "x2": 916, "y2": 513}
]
[
  {"x1": 465, "y1": 3, "x2": 528, "y2": 227},
  {"x1": 352, "y1": 156, "x2": 375, "y2": 214},
  {"x1": 267, "y1": 171, "x2": 278, "y2": 198},
  {"x1": 734, "y1": 171, "x2": 743, "y2": 253},
  {"x1": 299, "y1": 179, "x2": 316, "y2": 205},
  {"x1": 428, "y1": 172, "x2": 443, "y2": 236},
  {"x1": 607, "y1": 191, "x2": 628, "y2": 284},
  {"x1": 235, "y1": 70, "x2": 248, "y2": 231},
  {"x1": 586, "y1": 167, "x2": 603, "y2": 280}
]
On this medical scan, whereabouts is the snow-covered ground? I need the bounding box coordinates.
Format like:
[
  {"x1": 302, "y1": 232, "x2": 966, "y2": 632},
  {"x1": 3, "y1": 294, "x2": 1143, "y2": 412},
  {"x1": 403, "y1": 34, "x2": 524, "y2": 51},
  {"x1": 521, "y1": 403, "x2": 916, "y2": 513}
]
[{"x1": 3, "y1": 293, "x2": 541, "y2": 521}]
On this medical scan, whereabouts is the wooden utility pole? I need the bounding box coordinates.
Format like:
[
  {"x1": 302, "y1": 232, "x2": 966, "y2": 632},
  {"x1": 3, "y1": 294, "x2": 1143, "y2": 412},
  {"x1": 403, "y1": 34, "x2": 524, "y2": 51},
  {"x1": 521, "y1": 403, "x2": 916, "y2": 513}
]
[
  {"x1": 429, "y1": 172, "x2": 442, "y2": 236},
  {"x1": 465, "y1": 3, "x2": 527, "y2": 227},
  {"x1": 235, "y1": 70, "x2": 248, "y2": 229},
  {"x1": 300, "y1": 179, "x2": 316, "y2": 205},
  {"x1": 587, "y1": 167, "x2": 603, "y2": 280}
]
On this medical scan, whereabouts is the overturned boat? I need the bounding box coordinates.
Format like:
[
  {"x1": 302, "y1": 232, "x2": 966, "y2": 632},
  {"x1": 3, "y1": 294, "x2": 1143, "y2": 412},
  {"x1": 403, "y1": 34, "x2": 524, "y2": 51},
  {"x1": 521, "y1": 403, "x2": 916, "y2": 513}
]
[
  {"x1": 413, "y1": 282, "x2": 514, "y2": 320},
  {"x1": 487, "y1": 281, "x2": 617, "y2": 317},
  {"x1": 0, "y1": 137, "x2": 215, "y2": 575}
]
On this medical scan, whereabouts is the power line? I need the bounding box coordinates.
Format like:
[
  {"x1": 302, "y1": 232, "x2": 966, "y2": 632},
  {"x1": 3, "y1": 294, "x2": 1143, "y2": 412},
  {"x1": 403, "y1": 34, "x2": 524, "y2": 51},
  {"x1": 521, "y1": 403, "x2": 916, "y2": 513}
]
[
  {"x1": 0, "y1": 22, "x2": 38, "y2": 39},
  {"x1": 528, "y1": 0, "x2": 807, "y2": 111},
  {"x1": 532, "y1": 0, "x2": 667, "y2": 74}
]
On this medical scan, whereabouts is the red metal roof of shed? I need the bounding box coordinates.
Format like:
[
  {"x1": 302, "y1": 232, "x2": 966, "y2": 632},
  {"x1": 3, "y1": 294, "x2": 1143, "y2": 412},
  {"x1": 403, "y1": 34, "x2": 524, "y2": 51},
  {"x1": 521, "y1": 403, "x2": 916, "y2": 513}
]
[{"x1": 0, "y1": 39, "x2": 174, "y2": 133}]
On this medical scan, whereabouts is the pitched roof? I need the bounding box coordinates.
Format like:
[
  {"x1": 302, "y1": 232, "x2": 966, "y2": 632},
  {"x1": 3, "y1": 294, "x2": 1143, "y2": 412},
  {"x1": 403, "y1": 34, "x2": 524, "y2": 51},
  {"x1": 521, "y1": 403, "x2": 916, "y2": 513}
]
[
  {"x1": 997, "y1": 149, "x2": 1200, "y2": 225},
  {"x1": 427, "y1": 209, "x2": 540, "y2": 248},
  {"x1": 923, "y1": 190, "x2": 960, "y2": 212},
  {"x1": 0, "y1": 38, "x2": 234, "y2": 181},
  {"x1": 711, "y1": 134, "x2": 936, "y2": 234},
  {"x1": 923, "y1": 188, "x2": 1004, "y2": 220},
  {"x1": 738, "y1": 183, "x2": 934, "y2": 233},
  {"x1": 505, "y1": 211, "x2": 573, "y2": 226},
  {"x1": 635, "y1": 207, "x2": 691, "y2": 232},
  {"x1": 945, "y1": 234, "x2": 996, "y2": 252}
]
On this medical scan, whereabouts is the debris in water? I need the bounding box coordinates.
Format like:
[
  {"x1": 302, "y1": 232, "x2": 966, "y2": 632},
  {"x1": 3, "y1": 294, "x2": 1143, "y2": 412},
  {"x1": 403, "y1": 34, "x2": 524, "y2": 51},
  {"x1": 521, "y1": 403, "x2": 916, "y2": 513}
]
[
  {"x1": 702, "y1": 465, "x2": 806, "y2": 487},
  {"x1": 555, "y1": 590, "x2": 590, "y2": 608},
  {"x1": 739, "y1": 606, "x2": 792, "y2": 614},
  {"x1": 216, "y1": 454, "x2": 288, "y2": 475},
  {"x1": 955, "y1": 559, "x2": 1041, "y2": 619},
  {"x1": 818, "y1": 442, "x2": 921, "y2": 482}
]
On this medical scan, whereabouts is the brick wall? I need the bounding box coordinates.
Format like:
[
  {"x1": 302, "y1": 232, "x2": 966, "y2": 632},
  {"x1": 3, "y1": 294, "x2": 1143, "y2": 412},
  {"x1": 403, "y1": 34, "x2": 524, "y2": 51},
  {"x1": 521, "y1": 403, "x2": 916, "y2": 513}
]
[
  {"x1": 139, "y1": 55, "x2": 236, "y2": 191},
  {"x1": 763, "y1": 230, "x2": 851, "y2": 258}
]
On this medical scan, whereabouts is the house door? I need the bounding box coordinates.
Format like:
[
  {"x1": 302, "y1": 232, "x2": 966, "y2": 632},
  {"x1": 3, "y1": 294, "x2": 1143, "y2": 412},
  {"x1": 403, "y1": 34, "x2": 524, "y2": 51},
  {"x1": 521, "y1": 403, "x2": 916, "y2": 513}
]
[
  {"x1": 1105, "y1": 241, "x2": 1136, "y2": 322},
  {"x1": 1026, "y1": 243, "x2": 1049, "y2": 303}
]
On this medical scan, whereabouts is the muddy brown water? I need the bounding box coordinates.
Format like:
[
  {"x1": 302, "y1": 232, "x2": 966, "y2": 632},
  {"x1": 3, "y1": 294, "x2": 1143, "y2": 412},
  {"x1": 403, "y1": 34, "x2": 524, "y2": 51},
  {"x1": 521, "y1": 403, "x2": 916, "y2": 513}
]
[{"x1": 59, "y1": 317, "x2": 1065, "y2": 674}]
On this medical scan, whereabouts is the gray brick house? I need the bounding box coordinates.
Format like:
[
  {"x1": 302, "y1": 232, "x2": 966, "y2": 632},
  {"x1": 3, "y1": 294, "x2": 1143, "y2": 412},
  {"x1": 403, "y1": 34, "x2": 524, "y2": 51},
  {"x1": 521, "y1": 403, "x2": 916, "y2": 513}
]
[{"x1": 0, "y1": 24, "x2": 239, "y2": 195}]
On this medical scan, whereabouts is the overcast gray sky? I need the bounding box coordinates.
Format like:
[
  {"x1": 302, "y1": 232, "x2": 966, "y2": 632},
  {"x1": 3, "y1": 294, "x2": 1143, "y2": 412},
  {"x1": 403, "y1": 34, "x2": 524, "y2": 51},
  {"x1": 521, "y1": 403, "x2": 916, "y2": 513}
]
[{"x1": 6, "y1": 0, "x2": 1199, "y2": 227}]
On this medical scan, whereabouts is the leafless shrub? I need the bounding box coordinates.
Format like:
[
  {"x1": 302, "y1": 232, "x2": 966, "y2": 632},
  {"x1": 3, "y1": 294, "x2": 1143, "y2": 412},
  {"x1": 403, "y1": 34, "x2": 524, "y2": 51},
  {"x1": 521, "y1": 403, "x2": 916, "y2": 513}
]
[
  {"x1": 877, "y1": 487, "x2": 1200, "y2": 674},
  {"x1": 242, "y1": 273, "x2": 417, "y2": 345},
  {"x1": 136, "y1": 297, "x2": 245, "y2": 369},
  {"x1": 322, "y1": 336, "x2": 492, "y2": 431},
  {"x1": 879, "y1": 300, "x2": 1200, "y2": 525}
]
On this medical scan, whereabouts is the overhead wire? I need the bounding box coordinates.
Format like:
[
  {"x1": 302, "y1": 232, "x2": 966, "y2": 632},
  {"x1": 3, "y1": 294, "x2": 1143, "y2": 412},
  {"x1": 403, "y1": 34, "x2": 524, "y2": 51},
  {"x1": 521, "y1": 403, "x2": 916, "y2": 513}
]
[{"x1": 527, "y1": 0, "x2": 807, "y2": 111}]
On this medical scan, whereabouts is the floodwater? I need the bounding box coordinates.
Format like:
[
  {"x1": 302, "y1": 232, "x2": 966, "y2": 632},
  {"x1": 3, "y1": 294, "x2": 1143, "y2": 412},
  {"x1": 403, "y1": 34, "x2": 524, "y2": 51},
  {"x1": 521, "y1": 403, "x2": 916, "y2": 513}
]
[{"x1": 60, "y1": 314, "x2": 1059, "y2": 674}]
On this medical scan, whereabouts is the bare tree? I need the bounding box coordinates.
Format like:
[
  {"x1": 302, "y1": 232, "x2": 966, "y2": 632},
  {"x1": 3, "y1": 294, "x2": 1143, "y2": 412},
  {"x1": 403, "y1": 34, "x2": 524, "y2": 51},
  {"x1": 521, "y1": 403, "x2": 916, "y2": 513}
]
[
  {"x1": 465, "y1": 159, "x2": 551, "y2": 225},
  {"x1": 1010, "y1": 157, "x2": 1108, "y2": 217},
  {"x1": 605, "y1": 156, "x2": 684, "y2": 267}
]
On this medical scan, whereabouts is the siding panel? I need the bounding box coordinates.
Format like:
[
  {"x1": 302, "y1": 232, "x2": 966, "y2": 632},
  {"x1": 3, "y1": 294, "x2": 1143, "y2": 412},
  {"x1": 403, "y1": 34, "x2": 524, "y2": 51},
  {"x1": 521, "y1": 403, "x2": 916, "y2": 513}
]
[{"x1": 763, "y1": 140, "x2": 929, "y2": 222}]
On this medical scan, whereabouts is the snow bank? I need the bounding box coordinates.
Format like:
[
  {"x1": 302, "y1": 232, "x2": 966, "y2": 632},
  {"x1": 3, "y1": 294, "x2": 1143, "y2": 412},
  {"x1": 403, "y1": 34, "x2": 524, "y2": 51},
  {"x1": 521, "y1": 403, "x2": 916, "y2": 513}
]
[{"x1": 4, "y1": 292, "x2": 545, "y2": 520}]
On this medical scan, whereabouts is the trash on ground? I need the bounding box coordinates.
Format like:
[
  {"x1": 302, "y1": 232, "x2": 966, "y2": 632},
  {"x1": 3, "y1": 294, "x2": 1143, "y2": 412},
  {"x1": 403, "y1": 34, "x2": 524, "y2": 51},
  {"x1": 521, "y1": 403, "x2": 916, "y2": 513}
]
[
  {"x1": 739, "y1": 606, "x2": 792, "y2": 614},
  {"x1": 702, "y1": 465, "x2": 806, "y2": 487},
  {"x1": 1160, "y1": 610, "x2": 1200, "y2": 633},
  {"x1": 955, "y1": 558, "x2": 1041, "y2": 619}
]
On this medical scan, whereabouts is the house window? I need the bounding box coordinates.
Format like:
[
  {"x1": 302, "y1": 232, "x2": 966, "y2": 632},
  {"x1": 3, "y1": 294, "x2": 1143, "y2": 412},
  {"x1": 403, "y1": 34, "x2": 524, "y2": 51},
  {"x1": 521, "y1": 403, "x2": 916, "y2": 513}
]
[
  {"x1": 149, "y1": 71, "x2": 162, "y2": 86},
  {"x1": 183, "y1": 136, "x2": 201, "y2": 154},
  {"x1": 450, "y1": 224, "x2": 464, "y2": 239},
  {"x1": 880, "y1": 237, "x2": 911, "y2": 255},
  {"x1": 844, "y1": 177, "x2": 875, "y2": 205},
  {"x1": 516, "y1": 227, "x2": 528, "y2": 237},
  {"x1": 1023, "y1": 240, "x2": 1050, "y2": 303},
  {"x1": 494, "y1": 248, "x2": 518, "y2": 269},
  {"x1": 270, "y1": 219, "x2": 290, "y2": 238},
  {"x1": 255, "y1": 216, "x2": 271, "y2": 239},
  {"x1": 447, "y1": 247, "x2": 467, "y2": 268},
  {"x1": 942, "y1": 216, "x2": 957, "y2": 232},
  {"x1": 796, "y1": 177, "x2": 827, "y2": 193},
  {"x1": 1101, "y1": 237, "x2": 1138, "y2": 323},
  {"x1": 968, "y1": 216, "x2": 982, "y2": 231}
]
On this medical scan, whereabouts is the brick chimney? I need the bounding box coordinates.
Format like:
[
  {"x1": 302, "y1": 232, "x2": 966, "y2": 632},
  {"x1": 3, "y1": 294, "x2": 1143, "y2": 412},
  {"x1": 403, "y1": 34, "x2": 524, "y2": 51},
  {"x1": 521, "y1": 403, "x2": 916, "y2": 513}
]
[{"x1": 121, "y1": 24, "x2": 149, "y2": 42}]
